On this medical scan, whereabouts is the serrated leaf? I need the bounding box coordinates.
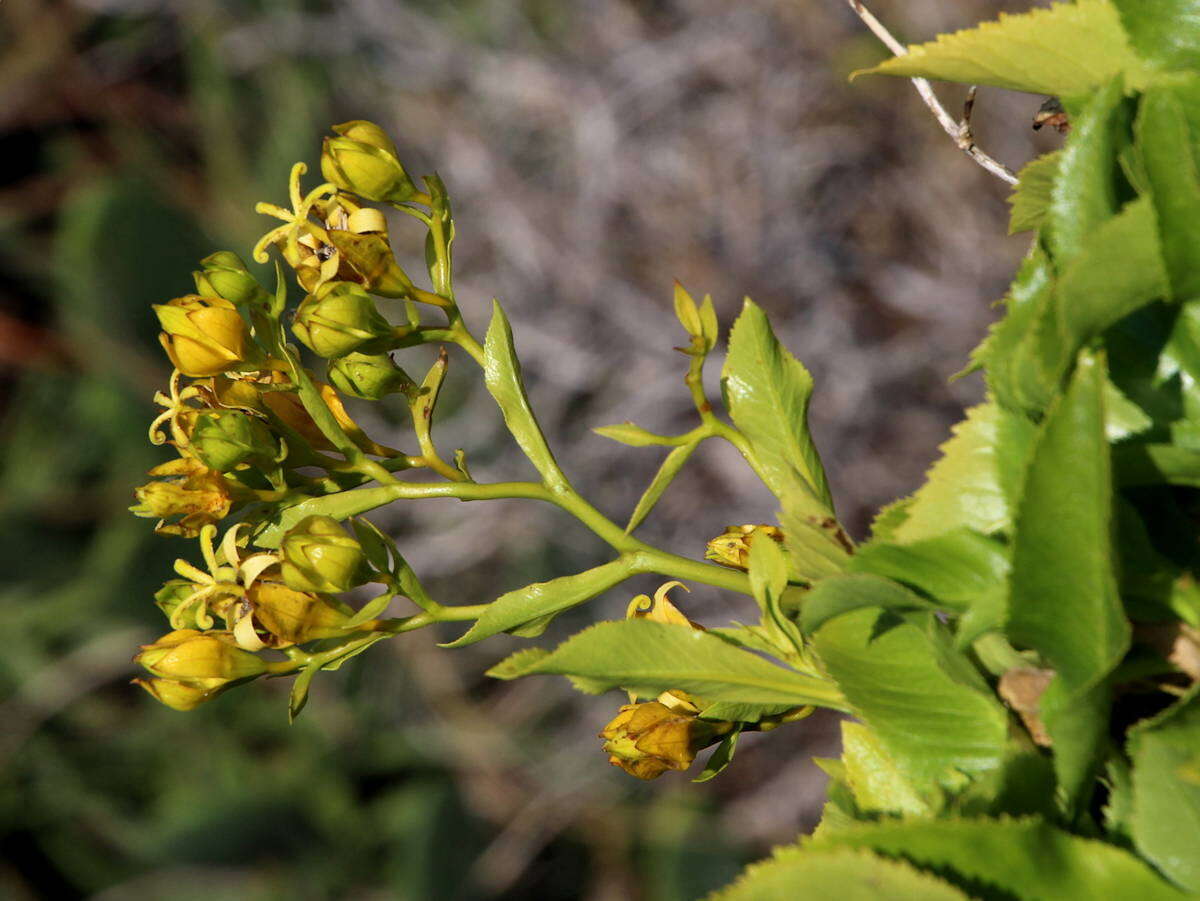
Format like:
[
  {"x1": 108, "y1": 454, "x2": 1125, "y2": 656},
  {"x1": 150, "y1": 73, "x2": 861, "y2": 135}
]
[
  {"x1": 443, "y1": 557, "x2": 633, "y2": 647},
  {"x1": 1128, "y1": 687, "x2": 1200, "y2": 892},
  {"x1": 483, "y1": 301, "x2": 568, "y2": 490},
  {"x1": 723, "y1": 298, "x2": 831, "y2": 508},
  {"x1": 693, "y1": 727, "x2": 741, "y2": 783},
  {"x1": 840, "y1": 721, "x2": 932, "y2": 817},
  {"x1": 1007, "y1": 353, "x2": 1129, "y2": 809},
  {"x1": 813, "y1": 608, "x2": 1008, "y2": 789},
  {"x1": 1137, "y1": 80, "x2": 1200, "y2": 300},
  {"x1": 1112, "y1": 0, "x2": 1200, "y2": 72},
  {"x1": 800, "y1": 573, "x2": 939, "y2": 636},
  {"x1": 710, "y1": 846, "x2": 970, "y2": 901},
  {"x1": 813, "y1": 817, "x2": 1188, "y2": 901},
  {"x1": 853, "y1": 0, "x2": 1148, "y2": 97},
  {"x1": 1009, "y1": 151, "x2": 1060, "y2": 234},
  {"x1": 891, "y1": 402, "x2": 1033, "y2": 543},
  {"x1": 485, "y1": 647, "x2": 552, "y2": 680},
  {"x1": 625, "y1": 441, "x2": 699, "y2": 533},
  {"x1": 489, "y1": 619, "x2": 848, "y2": 710},
  {"x1": 591, "y1": 422, "x2": 676, "y2": 447},
  {"x1": 850, "y1": 528, "x2": 1009, "y2": 612}
]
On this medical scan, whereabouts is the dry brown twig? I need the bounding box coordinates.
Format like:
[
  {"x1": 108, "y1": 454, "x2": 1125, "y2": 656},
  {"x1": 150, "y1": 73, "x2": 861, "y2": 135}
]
[{"x1": 847, "y1": 0, "x2": 1018, "y2": 185}]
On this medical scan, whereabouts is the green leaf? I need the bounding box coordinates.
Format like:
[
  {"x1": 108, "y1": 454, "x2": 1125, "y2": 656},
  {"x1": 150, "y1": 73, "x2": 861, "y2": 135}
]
[
  {"x1": 1129, "y1": 687, "x2": 1200, "y2": 893},
  {"x1": 1112, "y1": 0, "x2": 1200, "y2": 72},
  {"x1": 852, "y1": 0, "x2": 1148, "y2": 96},
  {"x1": 696, "y1": 700, "x2": 795, "y2": 722},
  {"x1": 444, "y1": 557, "x2": 633, "y2": 647},
  {"x1": 485, "y1": 647, "x2": 551, "y2": 679},
  {"x1": 813, "y1": 817, "x2": 1188, "y2": 901},
  {"x1": 1008, "y1": 353, "x2": 1128, "y2": 690},
  {"x1": 625, "y1": 440, "x2": 700, "y2": 533},
  {"x1": 839, "y1": 721, "x2": 932, "y2": 817},
  {"x1": 800, "y1": 573, "x2": 938, "y2": 636},
  {"x1": 747, "y1": 532, "x2": 804, "y2": 655},
  {"x1": 1137, "y1": 80, "x2": 1200, "y2": 300},
  {"x1": 850, "y1": 528, "x2": 1009, "y2": 612},
  {"x1": 592, "y1": 422, "x2": 677, "y2": 447},
  {"x1": 710, "y1": 846, "x2": 971, "y2": 901},
  {"x1": 813, "y1": 608, "x2": 1008, "y2": 789},
  {"x1": 1007, "y1": 353, "x2": 1129, "y2": 808},
  {"x1": 288, "y1": 660, "x2": 321, "y2": 722},
  {"x1": 342, "y1": 591, "x2": 394, "y2": 628},
  {"x1": 693, "y1": 727, "x2": 741, "y2": 783},
  {"x1": 1046, "y1": 76, "x2": 1127, "y2": 266},
  {"x1": 776, "y1": 498, "x2": 853, "y2": 583},
  {"x1": 488, "y1": 619, "x2": 849, "y2": 710},
  {"x1": 723, "y1": 298, "x2": 832, "y2": 508},
  {"x1": 1115, "y1": 443, "x2": 1200, "y2": 488},
  {"x1": 483, "y1": 301, "x2": 568, "y2": 490},
  {"x1": 890, "y1": 402, "x2": 1033, "y2": 543},
  {"x1": 1008, "y1": 151, "x2": 1060, "y2": 234},
  {"x1": 971, "y1": 243, "x2": 1055, "y2": 400}
]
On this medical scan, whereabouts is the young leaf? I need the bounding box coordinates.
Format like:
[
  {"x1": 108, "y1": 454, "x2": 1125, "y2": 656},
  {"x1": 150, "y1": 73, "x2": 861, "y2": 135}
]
[
  {"x1": 723, "y1": 298, "x2": 832, "y2": 508},
  {"x1": 696, "y1": 700, "x2": 795, "y2": 722},
  {"x1": 592, "y1": 422, "x2": 676, "y2": 447},
  {"x1": 625, "y1": 440, "x2": 700, "y2": 533},
  {"x1": 288, "y1": 660, "x2": 321, "y2": 723},
  {"x1": 812, "y1": 608, "x2": 1008, "y2": 789},
  {"x1": 487, "y1": 619, "x2": 849, "y2": 710},
  {"x1": 444, "y1": 557, "x2": 633, "y2": 647},
  {"x1": 813, "y1": 818, "x2": 1188, "y2": 901},
  {"x1": 1008, "y1": 151, "x2": 1060, "y2": 235},
  {"x1": 1128, "y1": 687, "x2": 1200, "y2": 893},
  {"x1": 483, "y1": 300, "x2": 569, "y2": 491},
  {"x1": 747, "y1": 532, "x2": 804, "y2": 655},
  {"x1": 712, "y1": 846, "x2": 971, "y2": 901},
  {"x1": 852, "y1": 0, "x2": 1148, "y2": 96},
  {"x1": 693, "y1": 727, "x2": 741, "y2": 783}
]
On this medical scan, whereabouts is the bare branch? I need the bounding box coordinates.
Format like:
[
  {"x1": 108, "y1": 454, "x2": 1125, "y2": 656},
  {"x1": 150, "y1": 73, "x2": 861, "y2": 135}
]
[{"x1": 846, "y1": 1, "x2": 1018, "y2": 185}]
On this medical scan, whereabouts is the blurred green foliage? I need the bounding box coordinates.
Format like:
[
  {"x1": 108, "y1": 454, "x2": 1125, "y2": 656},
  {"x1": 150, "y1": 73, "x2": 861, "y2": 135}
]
[{"x1": 0, "y1": 3, "x2": 757, "y2": 897}]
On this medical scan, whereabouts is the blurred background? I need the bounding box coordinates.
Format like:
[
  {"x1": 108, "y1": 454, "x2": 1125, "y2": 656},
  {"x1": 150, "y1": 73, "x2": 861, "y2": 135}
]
[{"x1": 0, "y1": 0, "x2": 1062, "y2": 897}]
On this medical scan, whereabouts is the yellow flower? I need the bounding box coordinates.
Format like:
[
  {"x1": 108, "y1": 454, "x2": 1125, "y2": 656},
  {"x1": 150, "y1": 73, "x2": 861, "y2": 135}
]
[
  {"x1": 153, "y1": 295, "x2": 260, "y2": 377},
  {"x1": 704, "y1": 524, "x2": 784, "y2": 570},
  {"x1": 130, "y1": 457, "x2": 241, "y2": 537},
  {"x1": 244, "y1": 580, "x2": 352, "y2": 649}
]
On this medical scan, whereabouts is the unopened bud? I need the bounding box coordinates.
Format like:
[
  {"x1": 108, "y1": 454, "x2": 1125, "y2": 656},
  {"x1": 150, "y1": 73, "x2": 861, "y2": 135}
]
[
  {"x1": 154, "y1": 295, "x2": 261, "y2": 377},
  {"x1": 189, "y1": 409, "x2": 276, "y2": 472},
  {"x1": 328, "y1": 351, "x2": 414, "y2": 400},
  {"x1": 135, "y1": 629, "x2": 267, "y2": 689},
  {"x1": 320, "y1": 120, "x2": 417, "y2": 203},
  {"x1": 193, "y1": 251, "x2": 269, "y2": 307},
  {"x1": 247, "y1": 580, "x2": 352, "y2": 647},
  {"x1": 280, "y1": 515, "x2": 368, "y2": 594},
  {"x1": 133, "y1": 677, "x2": 221, "y2": 711},
  {"x1": 292, "y1": 281, "x2": 395, "y2": 358}
]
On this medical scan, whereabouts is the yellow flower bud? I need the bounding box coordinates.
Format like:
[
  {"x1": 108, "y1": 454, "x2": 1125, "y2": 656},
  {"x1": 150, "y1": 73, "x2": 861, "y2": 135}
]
[
  {"x1": 599, "y1": 700, "x2": 726, "y2": 780},
  {"x1": 292, "y1": 281, "x2": 396, "y2": 359},
  {"x1": 153, "y1": 295, "x2": 260, "y2": 377},
  {"x1": 704, "y1": 524, "x2": 784, "y2": 570},
  {"x1": 320, "y1": 120, "x2": 417, "y2": 203},
  {"x1": 193, "y1": 251, "x2": 269, "y2": 307},
  {"x1": 280, "y1": 515, "x2": 368, "y2": 594},
  {"x1": 133, "y1": 677, "x2": 220, "y2": 711},
  {"x1": 134, "y1": 629, "x2": 267, "y2": 689},
  {"x1": 130, "y1": 457, "x2": 242, "y2": 537},
  {"x1": 247, "y1": 580, "x2": 352, "y2": 647}
]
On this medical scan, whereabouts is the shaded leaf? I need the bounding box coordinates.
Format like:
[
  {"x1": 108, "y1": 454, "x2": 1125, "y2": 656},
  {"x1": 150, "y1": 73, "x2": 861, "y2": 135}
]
[
  {"x1": 1112, "y1": 0, "x2": 1200, "y2": 72},
  {"x1": 800, "y1": 573, "x2": 939, "y2": 636},
  {"x1": 1008, "y1": 151, "x2": 1060, "y2": 234},
  {"x1": 693, "y1": 727, "x2": 741, "y2": 783},
  {"x1": 840, "y1": 721, "x2": 932, "y2": 817}
]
